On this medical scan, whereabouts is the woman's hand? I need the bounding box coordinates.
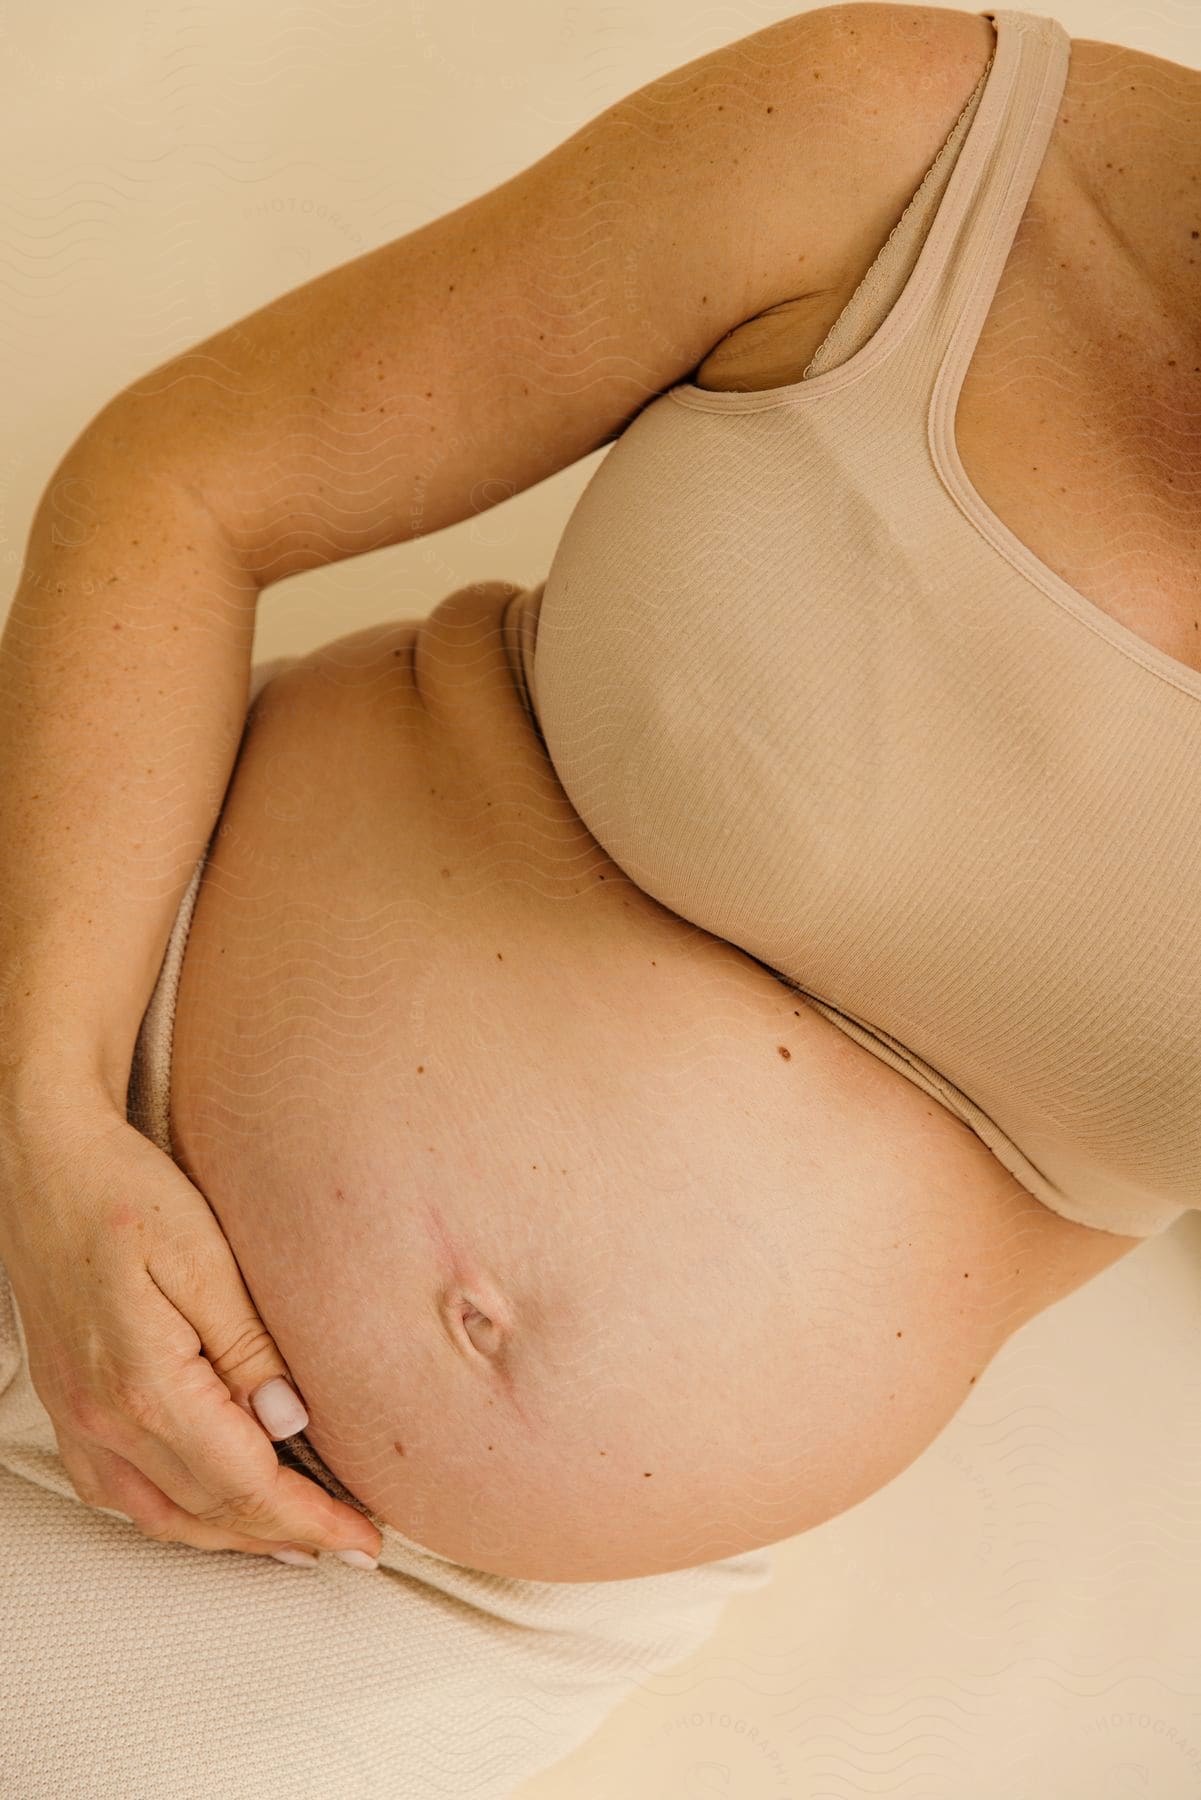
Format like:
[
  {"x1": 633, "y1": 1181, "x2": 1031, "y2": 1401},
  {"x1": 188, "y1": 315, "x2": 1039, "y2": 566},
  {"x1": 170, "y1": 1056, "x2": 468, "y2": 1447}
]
[{"x1": 0, "y1": 1101, "x2": 382, "y2": 1568}]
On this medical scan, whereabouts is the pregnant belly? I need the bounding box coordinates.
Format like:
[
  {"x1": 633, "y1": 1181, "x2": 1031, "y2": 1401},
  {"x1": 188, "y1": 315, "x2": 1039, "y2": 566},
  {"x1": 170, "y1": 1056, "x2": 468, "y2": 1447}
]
[{"x1": 169, "y1": 584, "x2": 1128, "y2": 1581}]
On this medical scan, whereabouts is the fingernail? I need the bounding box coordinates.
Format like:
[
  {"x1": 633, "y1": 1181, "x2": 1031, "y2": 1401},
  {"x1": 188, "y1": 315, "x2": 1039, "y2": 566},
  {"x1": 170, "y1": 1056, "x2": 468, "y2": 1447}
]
[
  {"x1": 250, "y1": 1378, "x2": 309, "y2": 1438},
  {"x1": 333, "y1": 1549, "x2": 379, "y2": 1570},
  {"x1": 271, "y1": 1547, "x2": 319, "y2": 1567}
]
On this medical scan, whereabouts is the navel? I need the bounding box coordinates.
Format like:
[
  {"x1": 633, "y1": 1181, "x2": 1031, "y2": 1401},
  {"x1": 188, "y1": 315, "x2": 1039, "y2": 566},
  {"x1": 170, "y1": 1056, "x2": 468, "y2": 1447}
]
[{"x1": 460, "y1": 1301, "x2": 505, "y2": 1357}]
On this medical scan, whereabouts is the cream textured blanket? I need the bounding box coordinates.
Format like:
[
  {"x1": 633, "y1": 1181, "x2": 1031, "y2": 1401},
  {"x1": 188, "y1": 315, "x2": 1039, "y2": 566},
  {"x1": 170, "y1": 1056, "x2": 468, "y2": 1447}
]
[{"x1": 0, "y1": 656, "x2": 773, "y2": 1798}]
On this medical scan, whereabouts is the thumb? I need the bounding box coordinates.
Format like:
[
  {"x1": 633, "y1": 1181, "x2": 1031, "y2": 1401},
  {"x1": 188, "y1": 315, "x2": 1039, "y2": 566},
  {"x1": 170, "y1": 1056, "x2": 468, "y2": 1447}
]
[
  {"x1": 137, "y1": 1155, "x2": 312, "y2": 1440},
  {"x1": 246, "y1": 1374, "x2": 310, "y2": 1440},
  {"x1": 200, "y1": 1308, "x2": 310, "y2": 1440}
]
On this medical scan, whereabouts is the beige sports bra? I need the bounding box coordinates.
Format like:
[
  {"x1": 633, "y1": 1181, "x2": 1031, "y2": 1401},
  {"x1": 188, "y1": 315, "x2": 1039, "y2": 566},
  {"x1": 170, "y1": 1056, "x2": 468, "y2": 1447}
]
[{"x1": 503, "y1": 7, "x2": 1199, "y2": 1240}]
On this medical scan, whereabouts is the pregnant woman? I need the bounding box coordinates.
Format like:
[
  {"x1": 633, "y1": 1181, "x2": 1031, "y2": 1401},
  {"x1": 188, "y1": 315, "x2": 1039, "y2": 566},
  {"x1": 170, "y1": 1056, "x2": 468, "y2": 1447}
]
[{"x1": 0, "y1": 4, "x2": 1196, "y2": 1793}]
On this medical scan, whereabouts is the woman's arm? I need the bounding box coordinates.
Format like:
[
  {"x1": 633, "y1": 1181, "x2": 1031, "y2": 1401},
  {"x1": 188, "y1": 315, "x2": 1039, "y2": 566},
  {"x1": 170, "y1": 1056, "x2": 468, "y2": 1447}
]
[
  {"x1": 81, "y1": 4, "x2": 908, "y2": 582},
  {"x1": 0, "y1": 0, "x2": 940, "y2": 1104},
  {"x1": 0, "y1": 6, "x2": 819, "y2": 1093},
  {"x1": 0, "y1": 426, "x2": 391, "y2": 1563},
  {"x1": 0, "y1": 410, "x2": 260, "y2": 1117}
]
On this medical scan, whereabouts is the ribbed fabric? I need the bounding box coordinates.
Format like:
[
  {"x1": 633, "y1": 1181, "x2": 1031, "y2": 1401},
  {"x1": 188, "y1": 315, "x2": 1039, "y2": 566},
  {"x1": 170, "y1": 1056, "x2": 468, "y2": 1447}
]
[
  {"x1": 0, "y1": 653, "x2": 772, "y2": 1797},
  {"x1": 515, "y1": 7, "x2": 1200, "y2": 1240}
]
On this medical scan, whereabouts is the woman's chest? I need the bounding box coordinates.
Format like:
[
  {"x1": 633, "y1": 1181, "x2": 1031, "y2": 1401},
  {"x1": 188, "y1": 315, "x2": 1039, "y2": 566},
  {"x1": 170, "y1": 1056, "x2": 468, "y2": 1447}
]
[{"x1": 692, "y1": 127, "x2": 1201, "y2": 682}]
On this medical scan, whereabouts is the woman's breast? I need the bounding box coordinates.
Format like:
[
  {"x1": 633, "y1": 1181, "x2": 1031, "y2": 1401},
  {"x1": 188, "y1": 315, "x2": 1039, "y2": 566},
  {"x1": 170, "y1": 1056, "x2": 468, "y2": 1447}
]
[{"x1": 168, "y1": 582, "x2": 1103, "y2": 1581}]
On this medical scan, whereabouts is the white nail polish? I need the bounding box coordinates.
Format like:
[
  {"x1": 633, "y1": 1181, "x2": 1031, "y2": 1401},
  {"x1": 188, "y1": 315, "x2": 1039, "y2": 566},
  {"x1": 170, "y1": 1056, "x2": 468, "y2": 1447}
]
[
  {"x1": 271, "y1": 1547, "x2": 319, "y2": 1566},
  {"x1": 333, "y1": 1549, "x2": 379, "y2": 1570},
  {"x1": 251, "y1": 1378, "x2": 309, "y2": 1438}
]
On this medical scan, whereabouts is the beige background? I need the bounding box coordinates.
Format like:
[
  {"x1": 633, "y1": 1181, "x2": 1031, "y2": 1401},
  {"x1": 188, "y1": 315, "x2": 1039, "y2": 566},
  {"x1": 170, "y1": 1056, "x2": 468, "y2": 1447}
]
[{"x1": 4, "y1": 1, "x2": 1201, "y2": 1793}]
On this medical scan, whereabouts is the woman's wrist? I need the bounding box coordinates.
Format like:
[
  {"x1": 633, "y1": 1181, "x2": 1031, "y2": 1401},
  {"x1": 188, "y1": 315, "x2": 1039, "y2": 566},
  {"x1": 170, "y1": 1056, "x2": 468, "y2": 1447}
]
[
  {"x1": 0, "y1": 1059, "x2": 126, "y2": 1160},
  {"x1": 0, "y1": 1052, "x2": 118, "y2": 1121}
]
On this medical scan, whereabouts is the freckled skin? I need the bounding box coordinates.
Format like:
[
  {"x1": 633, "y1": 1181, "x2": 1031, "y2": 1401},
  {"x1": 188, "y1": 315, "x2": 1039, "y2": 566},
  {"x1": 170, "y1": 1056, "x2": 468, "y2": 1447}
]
[{"x1": 170, "y1": 588, "x2": 1144, "y2": 1580}]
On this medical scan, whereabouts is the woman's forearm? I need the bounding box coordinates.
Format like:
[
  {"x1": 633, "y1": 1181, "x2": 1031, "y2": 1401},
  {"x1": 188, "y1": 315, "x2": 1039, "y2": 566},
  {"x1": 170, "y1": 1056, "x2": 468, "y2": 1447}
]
[{"x1": 0, "y1": 399, "x2": 262, "y2": 1123}]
